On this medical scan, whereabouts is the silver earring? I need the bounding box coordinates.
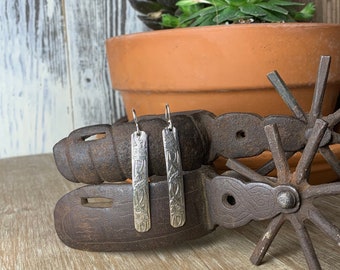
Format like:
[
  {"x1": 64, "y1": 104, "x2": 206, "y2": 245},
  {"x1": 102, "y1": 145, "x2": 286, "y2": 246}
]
[
  {"x1": 131, "y1": 109, "x2": 151, "y2": 232},
  {"x1": 162, "y1": 104, "x2": 186, "y2": 228}
]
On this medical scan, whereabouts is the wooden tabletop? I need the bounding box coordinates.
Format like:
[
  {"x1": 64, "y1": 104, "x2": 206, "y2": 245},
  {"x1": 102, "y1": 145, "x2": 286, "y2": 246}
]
[{"x1": 0, "y1": 154, "x2": 339, "y2": 269}]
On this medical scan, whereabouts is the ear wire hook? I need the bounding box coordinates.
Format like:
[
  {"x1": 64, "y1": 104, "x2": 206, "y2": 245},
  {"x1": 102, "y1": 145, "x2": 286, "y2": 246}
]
[
  {"x1": 165, "y1": 104, "x2": 173, "y2": 130},
  {"x1": 132, "y1": 109, "x2": 141, "y2": 135}
]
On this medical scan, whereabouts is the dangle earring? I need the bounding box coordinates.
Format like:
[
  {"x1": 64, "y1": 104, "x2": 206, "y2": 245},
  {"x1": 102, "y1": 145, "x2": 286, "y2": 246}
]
[
  {"x1": 162, "y1": 104, "x2": 186, "y2": 228},
  {"x1": 131, "y1": 109, "x2": 151, "y2": 232}
]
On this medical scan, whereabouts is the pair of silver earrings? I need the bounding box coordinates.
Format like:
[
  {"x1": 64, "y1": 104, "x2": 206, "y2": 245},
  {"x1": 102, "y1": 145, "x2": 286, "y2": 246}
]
[{"x1": 131, "y1": 105, "x2": 186, "y2": 232}]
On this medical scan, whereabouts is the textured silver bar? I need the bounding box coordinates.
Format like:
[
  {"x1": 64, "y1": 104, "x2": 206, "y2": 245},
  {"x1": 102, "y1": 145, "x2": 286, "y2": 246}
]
[
  {"x1": 162, "y1": 126, "x2": 186, "y2": 228},
  {"x1": 131, "y1": 131, "x2": 151, "y2": 232}
]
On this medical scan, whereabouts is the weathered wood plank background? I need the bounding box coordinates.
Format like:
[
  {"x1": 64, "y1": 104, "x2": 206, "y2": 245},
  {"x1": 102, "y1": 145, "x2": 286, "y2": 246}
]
[
  {"x1": 0, "y1": 0, "x2": 146, "y2": 158},
  {"x1": 0, "y1": 0, "x2": 339, "y2": 158}
]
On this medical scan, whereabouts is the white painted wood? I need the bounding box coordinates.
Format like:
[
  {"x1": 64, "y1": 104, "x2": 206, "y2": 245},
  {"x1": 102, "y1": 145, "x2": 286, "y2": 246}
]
[
  {"x1": 63, "y1": 0, "x2": 146, "y2": 128},
  {"x1": 0, "y1": 0, "x2": 73, "y2": 158},
  {"x1": 322, "y1": 0, "x2": 340, "y2": 23},
  {"x1": 0, "y1": 0, "x2": 146, "y2": 158}
]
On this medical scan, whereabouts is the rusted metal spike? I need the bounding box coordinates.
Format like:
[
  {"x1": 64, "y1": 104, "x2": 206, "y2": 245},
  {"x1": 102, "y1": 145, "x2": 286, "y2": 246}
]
[
  {"x1": 264, "y1": 124, "x2": 290, "y2": 183},
  {"x1": 309, "y1": 56, "x2": 331, "y2": 124},
  {"x1": 302, "y1": 182, "x2": 340, "y2": 199},
  {"x1": 250, "y1": 215, "x2": 286, "y2": 265},
  {"x1": 289, "y1": 215, "x2": 322, "y2": 270},
  {"x1": 267, "y1": 71, "x2": 307, "y2": 122},
  {"x1": 295, "y1": 119, "x2": 328, "y2": 185},
  {"x1": 330, "y1": 131, "x2": 340, "y2": 144},
  {"x1": 318, "y1": 146, "x2": 340, "y2": 178},
  {"x1": 226, "y1": 158, "x2": 274, "y2": 185},
  {"x1": 256, "y1": 152, "x2": 294, "y2": 177},
  {"x1": 308, "y1": 205, "x2": 340, "y2": 247},
  {"x1": 323, "y1": 108, "x2": 340, "y2": 128}
]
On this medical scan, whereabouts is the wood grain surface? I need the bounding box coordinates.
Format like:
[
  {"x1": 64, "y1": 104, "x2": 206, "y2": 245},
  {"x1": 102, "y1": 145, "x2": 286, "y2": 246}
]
[
  {"x1": 0, "y1": 154, "x2": 339, "y2": 269},
  {"x1": 0, "y1": 0, "x2": 145, "y2": 158}
]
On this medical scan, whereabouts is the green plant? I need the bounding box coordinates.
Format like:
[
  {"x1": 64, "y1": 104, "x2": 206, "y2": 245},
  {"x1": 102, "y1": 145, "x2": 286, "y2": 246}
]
[
  {"x1": 128, "y1": 0, "x2": 315, "y2": 29},
  {"x1": 162, "y1": 0, "x2": 315, "y2": 28}
]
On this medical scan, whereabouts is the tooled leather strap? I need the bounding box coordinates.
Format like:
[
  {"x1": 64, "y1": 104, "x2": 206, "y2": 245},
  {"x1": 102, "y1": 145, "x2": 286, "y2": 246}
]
[
  {"x1": 54, "y1": 166, "x2": 304, "y2": 251},
  {"x1": 54, "y1": 167, "x2": 215, "y2": 251},
  {"x1": 53, "y1": 110, "x2": 308, "y2": 184}
]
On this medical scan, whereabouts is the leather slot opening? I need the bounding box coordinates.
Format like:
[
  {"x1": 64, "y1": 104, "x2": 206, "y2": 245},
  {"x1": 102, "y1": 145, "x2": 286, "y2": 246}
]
[
  {"x1": 82, "y1": 132, "x2": 106, "y2": 142},
  {"x1": 81, "y1": 197, "x2": 113, "y2": 208}
]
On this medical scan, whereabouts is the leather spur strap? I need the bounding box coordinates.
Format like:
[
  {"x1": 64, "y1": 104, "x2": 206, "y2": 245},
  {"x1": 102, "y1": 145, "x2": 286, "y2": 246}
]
[
  {"x1": 53, "y1": 110, "x2": 308, "y2": 185},
  {"x1": 54, "y1": 167, "x2": 214, "y2": 251},
  {"x1": 53, "y1": 57, "x2": 340, "y2": 268},
  {"x1": 54, "y1": 166, "x2": 299, "y2": 251}
]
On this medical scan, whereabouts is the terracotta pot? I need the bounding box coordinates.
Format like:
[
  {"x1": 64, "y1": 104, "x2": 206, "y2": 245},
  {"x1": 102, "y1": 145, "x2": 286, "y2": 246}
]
[
  {"x1": 106, "y1": 23, "x2": 340, "y2": 119},
  {"x1": 106, "y1": 23, "x2": 340, "y2": 183}
]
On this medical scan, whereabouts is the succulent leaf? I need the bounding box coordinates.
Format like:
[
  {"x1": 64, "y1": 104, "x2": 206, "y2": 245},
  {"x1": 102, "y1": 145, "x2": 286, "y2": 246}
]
[
  {"x1": 293, "y1": 2, "x2": 316, "y2": 21},
  {"x1": 213, "y1": 6, "x2": 242, "y2": 23},
  {"x1": 267, "y1": 0, "x2": 304, "y2": 6},
  {"x1": 128, "y1": 0, "x2": 315, "y2": 29},
  {"x1": 257, "y1": 2, "x2": 289, "y2": 15},
  {"x1": 240, "y1": 4, "x2": 267, "y2": 17}
]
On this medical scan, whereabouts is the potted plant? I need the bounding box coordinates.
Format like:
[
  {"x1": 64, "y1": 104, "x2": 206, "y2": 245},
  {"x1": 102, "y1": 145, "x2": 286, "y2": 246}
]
[
  {"x1": 132, "y1": 0, "x2": 316, "y2": 29},
  {"x1": 105, "y1": 1, "x2": 340, "y2": 182}
]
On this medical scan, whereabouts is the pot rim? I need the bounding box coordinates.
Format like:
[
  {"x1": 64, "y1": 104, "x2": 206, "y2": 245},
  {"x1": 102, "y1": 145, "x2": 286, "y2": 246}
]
[
  {"x1": 107, "y1": 23, "x2": 340, "y2": 41},
  {"x1": 106, "y1": 22, "x2": 340, "y2": 92}
]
